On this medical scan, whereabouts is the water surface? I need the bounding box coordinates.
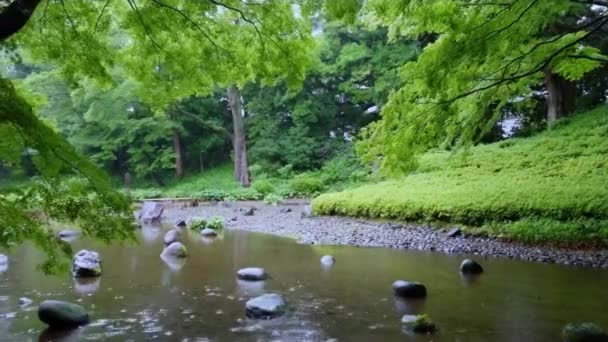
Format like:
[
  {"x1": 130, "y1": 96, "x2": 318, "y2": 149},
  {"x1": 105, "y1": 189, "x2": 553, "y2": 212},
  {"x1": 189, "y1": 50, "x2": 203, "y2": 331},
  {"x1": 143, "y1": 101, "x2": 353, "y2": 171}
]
[{"x1": 0, "y1": 225, "x2": 607, "y2": 341}]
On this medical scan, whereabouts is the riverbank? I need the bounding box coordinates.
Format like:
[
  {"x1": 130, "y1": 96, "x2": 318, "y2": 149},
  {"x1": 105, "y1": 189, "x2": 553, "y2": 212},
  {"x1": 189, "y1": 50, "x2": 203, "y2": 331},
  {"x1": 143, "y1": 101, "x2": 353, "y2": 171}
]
[
  {"x1": 161, "y1": 201, "x2": 608, "y2": 269},
  {"x1": 314, "y1": 106, "x2": 608, "y2": 247}
]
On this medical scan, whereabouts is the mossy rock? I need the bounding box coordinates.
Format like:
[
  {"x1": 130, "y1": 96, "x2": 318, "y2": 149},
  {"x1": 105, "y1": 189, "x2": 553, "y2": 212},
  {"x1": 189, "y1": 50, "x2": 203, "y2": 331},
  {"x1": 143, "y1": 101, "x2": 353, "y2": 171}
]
[
  {"x1": 562, "y1": 323, "x2": 608, "y2": 342},
  {"x1": 401, "y1": 314, "x2": 437, "y2": 334}
]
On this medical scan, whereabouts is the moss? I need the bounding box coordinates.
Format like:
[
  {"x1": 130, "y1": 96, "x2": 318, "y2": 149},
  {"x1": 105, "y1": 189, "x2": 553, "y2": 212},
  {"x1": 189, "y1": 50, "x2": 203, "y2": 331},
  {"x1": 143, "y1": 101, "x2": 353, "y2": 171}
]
[
  {"x1": 313, "y1": 106, "x2": 608, "y2": 246},
  {"x1": 402, "y1": 314, "x2": 437, "y2": 334}
]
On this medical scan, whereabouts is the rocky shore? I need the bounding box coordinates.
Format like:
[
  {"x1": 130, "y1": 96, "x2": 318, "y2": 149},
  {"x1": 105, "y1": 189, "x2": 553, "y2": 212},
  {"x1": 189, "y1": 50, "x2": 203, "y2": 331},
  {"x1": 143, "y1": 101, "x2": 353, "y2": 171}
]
[{"x1": 160, "y1": 200, "x2": 608, "y2": 269}]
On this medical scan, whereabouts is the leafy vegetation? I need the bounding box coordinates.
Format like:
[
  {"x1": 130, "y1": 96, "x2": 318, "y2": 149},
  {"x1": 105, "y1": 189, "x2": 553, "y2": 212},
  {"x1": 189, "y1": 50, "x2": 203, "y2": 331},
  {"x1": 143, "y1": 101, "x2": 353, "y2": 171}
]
[
  {"x1": 188, "y1": 216, "x2": 225, "y2": 232},
  {"x1": 314, "y1": 106, "x2": 608, "y2": 246}
]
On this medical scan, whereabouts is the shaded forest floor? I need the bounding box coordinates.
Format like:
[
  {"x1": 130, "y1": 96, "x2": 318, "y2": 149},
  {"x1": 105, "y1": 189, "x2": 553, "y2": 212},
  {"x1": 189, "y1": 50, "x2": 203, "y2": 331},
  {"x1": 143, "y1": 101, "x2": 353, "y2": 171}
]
[{"x1": 313, "y1": 106, "x2": 608, "y2": 247}]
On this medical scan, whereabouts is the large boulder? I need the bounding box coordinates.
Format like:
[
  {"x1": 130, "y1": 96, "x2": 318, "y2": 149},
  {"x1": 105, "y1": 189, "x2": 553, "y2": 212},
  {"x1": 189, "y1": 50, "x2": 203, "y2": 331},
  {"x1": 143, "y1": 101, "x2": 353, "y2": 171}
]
[
  {"x1": 0, "y1": 254, "x2": 7, "y2": 265},
  {"x1": 245, "y1": 294, "x2": 286, "y2": 319},
  {"x1": 392, "y1": 280, "x2": 427, "y2": 298},
  {"x1": 72, "y1": 250, "x2": 102, "y2": 278},
  {"x1": 140, "y1": 201, "x2": 164, "y2": 223},
  {"x1": 161, "y1": 242, "x2": 188, "y2": 258},
  {"x1": 460, "y1": 259, "x2": 484, "y2": 274},
  {"x1": 401, "y1": 314, "x2": 437, "y2": 334},
  {"x1": 237, "y1": 267, "x2": 269, "y2": 281},
  {"x1": 163, "y1": 229, "x2": 182, "y2": 245},
  {"x1": 562, "y1": 323, "x2": 608, "y2": 342},
  {"x1": 38, "y1": 300, "x2": 90, "y2": 328}
]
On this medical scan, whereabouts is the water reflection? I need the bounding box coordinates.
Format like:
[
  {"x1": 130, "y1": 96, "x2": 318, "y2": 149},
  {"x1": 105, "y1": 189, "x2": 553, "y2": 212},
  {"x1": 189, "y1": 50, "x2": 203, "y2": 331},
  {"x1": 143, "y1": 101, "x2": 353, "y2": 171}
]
[
  {"x1": 141, "y1": 224, "x2": 161, "y2": 243},
  {"x1": 73, "y1": 277, "x2": 101, "y2": 295},
  {"x1": 393, "y1": 297, "x2": 425, "y2": 315},
  {"x1": 236, "y1": 279, "x2": 265, "y2": 297},
  {"x1": 38, "y1": 326, "x2": 83, "y2": 342},
  {"x1": 160, "y1": 254, "x2": 186, "y2": 272}
]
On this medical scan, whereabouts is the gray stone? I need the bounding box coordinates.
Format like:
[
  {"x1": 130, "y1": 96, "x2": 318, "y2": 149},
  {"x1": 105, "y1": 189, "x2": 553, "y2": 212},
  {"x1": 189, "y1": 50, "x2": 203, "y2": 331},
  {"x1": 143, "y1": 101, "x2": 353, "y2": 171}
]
[
  {"x1": 161, "y1": 242, "x2": 187, "y2": 258},
  {"x1": 58, "y1": 229, "x2": 80, "y2": 239},
  {"x1": 0, "y1": 254, "x2": 7, "y2": 265},
  {"x1": 38, "y1": 300, "x2": 89, "y2": 328},
  {"x1": 392, "y1": 280, "x2": 427, "y2": 298},
  {"x1": 243, "y1": 207, "x2": 255, "y2": 216},
  {"x1": 200, "y1": 228, "x2": 218, "y2": 237},
  {"x1": 447, "y1": 228, "x2": 462, "y2": 238},
  {"x1": 175, "y1": 219, "x2": 187, "y2": 228},
  {"x1": 562, "y1": 323, "x2": 608, "y2": 342},
  {"x1": 300, "y1": 205, "x2": 312, "y2": 218},
  {"x1": 320, "y1": 255, "x2": 335, "y2": 266},
  {"x1": 237, "y1": 267, "x2": 268, "y2": 281},
  {"x1": 18, "y1": 297, "x2": 33, "y2": 307},
  {"x1": 401, "y1": 314, "x2": 437, "y2": 334},
  {"x1": 280, "y1": 208, "x2": 292, "y2": 213},
  {"x1": 72, "y1": 250, "x2": 102, "y2": 278},
  {"x1": 163, "y1": 229, "x2": 182, "y2": 245},
  {"x1": 245, "y1": 293, "x2": 286, "y2": 319},
  {"x1": 140, "y1": 201, "x2": 164, "y2": 223},
  {"x1": 460, "y1": 259, "x2": 483, "y2": 274}
]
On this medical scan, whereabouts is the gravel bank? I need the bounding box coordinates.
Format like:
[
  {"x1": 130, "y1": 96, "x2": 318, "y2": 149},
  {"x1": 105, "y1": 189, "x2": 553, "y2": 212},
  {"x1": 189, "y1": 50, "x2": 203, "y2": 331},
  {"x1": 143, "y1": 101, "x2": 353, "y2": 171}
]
[{"x1": 159, "y1": 200, "x2": 608, "y2": 269}]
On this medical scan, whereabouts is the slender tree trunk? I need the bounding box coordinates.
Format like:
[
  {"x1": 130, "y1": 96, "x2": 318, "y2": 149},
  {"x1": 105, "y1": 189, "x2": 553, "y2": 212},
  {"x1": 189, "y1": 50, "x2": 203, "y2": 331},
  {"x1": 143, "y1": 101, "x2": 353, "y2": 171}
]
[
  {"x1": 172, "y1": 127, "x2": 184, "y2": 179},
  {"x1": 545, "y1": 69, "x2": 576, "y2": 128},
  {"x1": 227, "y1": 85, "x2": 250, "y2": 187}
]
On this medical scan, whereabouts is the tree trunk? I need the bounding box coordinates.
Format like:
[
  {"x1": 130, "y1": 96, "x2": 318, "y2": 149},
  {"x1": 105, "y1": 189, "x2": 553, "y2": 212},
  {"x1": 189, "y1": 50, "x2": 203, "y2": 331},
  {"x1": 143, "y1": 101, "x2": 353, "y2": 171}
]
[
  {"x1": 172, "y1": 127, "x2": 184, "y2": 179},
  {"x1": 545, "y1": 69, "x2": 576, "y2": 128},
  {"x1": 0, "y1": 0, "x2": 41, "y2": 41},
  {"x1": 227, "y1": 85, "x2": 250, "y2": 187}
]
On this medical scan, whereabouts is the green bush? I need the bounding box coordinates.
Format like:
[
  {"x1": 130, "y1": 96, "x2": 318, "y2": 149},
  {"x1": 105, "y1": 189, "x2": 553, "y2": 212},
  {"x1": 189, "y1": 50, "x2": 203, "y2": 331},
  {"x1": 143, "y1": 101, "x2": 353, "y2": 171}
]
[
  {"x1": 252, "y1": 179, "x2": 275, "y2": 195},
  {"x1": 189, "y1": 216, "x2": 225, "y2": 231},
  {"x1": 290, "y1": 173, "x2": 325, "y2": 195},
  {"x1": 263, "y1": 193, "x2": 284, "y2": 205}
]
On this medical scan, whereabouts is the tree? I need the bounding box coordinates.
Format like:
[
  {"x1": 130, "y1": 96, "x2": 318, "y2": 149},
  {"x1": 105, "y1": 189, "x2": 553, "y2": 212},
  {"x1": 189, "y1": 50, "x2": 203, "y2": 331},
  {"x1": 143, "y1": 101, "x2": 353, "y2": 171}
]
[{"x1": 348, "y1": 0, "x2": 608, "y2": 173}]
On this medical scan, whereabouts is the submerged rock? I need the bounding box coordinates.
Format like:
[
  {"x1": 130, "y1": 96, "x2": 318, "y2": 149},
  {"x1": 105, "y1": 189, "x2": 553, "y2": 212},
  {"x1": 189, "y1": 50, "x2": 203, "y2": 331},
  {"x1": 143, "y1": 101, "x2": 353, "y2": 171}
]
[
  {"x1": 38, "y1": 300, "x2": 89, "y2": 328},
  {"x1": 163, "y1": 229, "x2": 182, "y2": 245},
  {"x1": 392, "y1": 280, "x2": 427, "y2": 298},
  {"x1": 320, "y1": 255, "x2": 336, "y2": 266},
  {"x1": 460, "y1": 259, "x2": 484, "y2": 274},
  {"x1": 401, "y1": 314, "x2": 437, "y2": 334},
  {"x1": 72, "y1": 250, "x2": 102, "y2": 278},
  {"x1": 140, "y1": 201, "x2": 164, "y2": 223},
  {"x1": 562, "y1": 323, "x2": 608, "y2": 342},
  {"x1": 175, "y1": 219, "x2": 187, "y2": 228},
  {"x1": 200, "y1": 228, "x2": 218, "y2": 237},
  {"x1": 0, "y1": 254, "x2": 7, "y2": 265},
  {"x1": 161, "y1": 242, "x2": 188, "y2": 258},
  {"x1": 237, "y1": 267, "x2": 268, "y2": 281},
  {"x1": 18, "y1": 297, "x2": 33, "y2": 307},
  {"x1": 245, "y1": 294, "x2": 286, "y2": 319}
]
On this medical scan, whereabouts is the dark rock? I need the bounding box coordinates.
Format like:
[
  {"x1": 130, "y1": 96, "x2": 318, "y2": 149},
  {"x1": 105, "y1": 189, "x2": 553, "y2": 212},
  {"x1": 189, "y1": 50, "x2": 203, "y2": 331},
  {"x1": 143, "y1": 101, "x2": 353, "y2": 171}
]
[
  {"x1": 447, "y1": 228, "x2": 462, "y2": 238},
  {"x1": 72, "y1": 250, "x2": 102, "y2": 278},
  {"x1": 161, "y1": 242, "x2": 188, "y2": 258},
  {"x1": 243, "y1": 207, "x2": 256, "y2": 216},
  {"x1": 163, "y1": 229, "x2": 182, "y2": 245},
  {"x1": 175, "y1": 219, "x2": 187, "y2": 228},
  {"x1": 401, "y1": 314, "x2": 437, "y2": 334},
  {"x1": 230, "y1": 216, "x2": 238, "y2": 222},
  {"x1": 38, "y1": 300, "x2": 89, "y2": 328},
  {"x1": 140, "y1": 201, "x2": 164, "y2": 223},
  {"x1": 460, "y1": 259, "x2": 484, "y2": 274},
  {"x1": 280, "y1": 208, "x2": 292, "y2": 213},
  {"x1": 18, "y1": 297, "x2": 33, "y2": 307},
  {"x1": 237, "y1": 267, "x2": 268, "y2": 281},
  {"x1": 562, "y1": 323, "x2": 608, "y2": 342},
  {"x1": 58, "y1": 230, "x2": 80, "y2": 239},
  {"x1": 245, "y1": 294, "x2": 286, "y2": 319},
  {"x1": 200, "y1": 228, "x2": 218, "y2": 237},
  {"x1": 320, "y1": 255, "x2": 335, "y2": 266},
  {"x1": 392, "y1": 280, "x2": 427, "y2": 298}
]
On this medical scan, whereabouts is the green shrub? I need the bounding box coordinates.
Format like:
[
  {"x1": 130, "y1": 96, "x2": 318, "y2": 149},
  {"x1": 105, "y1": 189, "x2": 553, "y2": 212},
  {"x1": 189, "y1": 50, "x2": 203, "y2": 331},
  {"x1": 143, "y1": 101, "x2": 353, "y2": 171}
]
[
  {"x1": 189, "y1": 216, "x2": 225, "y2": 231},
  {"x1": 252, "y1": 179, "x2": 275, "y2": 195},
  {"x1": 290, "y1": 173, "x2": 325, "y2": 195},
  {"x1": 263, "y1": 193, "x2": 284, "y2": 205},
  {"x1": 206, "y1": 216, "x2": 225, "y2": 230}
]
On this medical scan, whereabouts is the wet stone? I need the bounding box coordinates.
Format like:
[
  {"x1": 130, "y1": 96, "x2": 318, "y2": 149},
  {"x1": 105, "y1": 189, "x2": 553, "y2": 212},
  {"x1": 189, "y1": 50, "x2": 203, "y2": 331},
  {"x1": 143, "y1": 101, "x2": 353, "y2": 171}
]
[
  {"x1": 320, "y1": 255, "x2": 336, "y2": 266},
  {"x1": 237, "y1": 267, "x2": 268, "y2": 281},
  {"x1": 392, "y1": 280, "x2": 427, "y2": 298},
  {"x1": 401, "y1": 314, "x2": 437, "y2": 334},
  {"x1": 72, "y1": 250, "x2": 102, "y2": 278},
  {"x1": 245, "y1": 294, "x2": 286, "y2": 319},
  {"x1": 562, "y1": 322, "x2": 608, "y2": 342},
  {"x1": 18, "y1": 297, "x2": 33, "y2": 307},
  {"x1": 161, "y1": 242, "x2": 188, "y2": 258},
  {"x1": 460, "y1": 259, "x2": 484, "y2": 274},
  {"x1": 200, "y1": 228, "x2": 218, "y2": 237},
  {"x1": 38, "y1": 300, "x2": 89, "y2": 328},
  {"x1": 163, "y1": 229, "x2": 182, "y2": 245}
]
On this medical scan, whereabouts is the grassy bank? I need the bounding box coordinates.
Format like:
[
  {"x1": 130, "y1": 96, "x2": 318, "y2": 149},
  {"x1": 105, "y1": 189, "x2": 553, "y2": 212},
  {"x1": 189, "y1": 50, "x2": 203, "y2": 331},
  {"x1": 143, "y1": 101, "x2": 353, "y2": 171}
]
[{"x1": 313, "y1": 106, "x2": 608, "y2": 247}]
